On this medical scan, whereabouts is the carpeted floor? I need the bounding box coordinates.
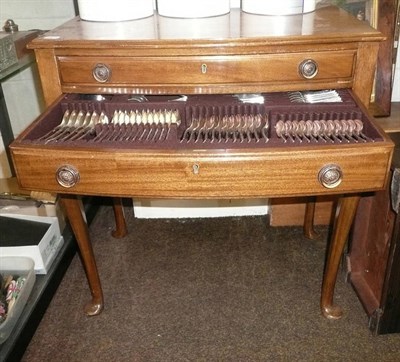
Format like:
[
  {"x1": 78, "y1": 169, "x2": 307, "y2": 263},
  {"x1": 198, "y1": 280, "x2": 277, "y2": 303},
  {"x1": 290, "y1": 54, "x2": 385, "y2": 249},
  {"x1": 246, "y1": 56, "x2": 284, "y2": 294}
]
[{"x1": 21, "y1": 205, "x2": 400, "y2": 361}]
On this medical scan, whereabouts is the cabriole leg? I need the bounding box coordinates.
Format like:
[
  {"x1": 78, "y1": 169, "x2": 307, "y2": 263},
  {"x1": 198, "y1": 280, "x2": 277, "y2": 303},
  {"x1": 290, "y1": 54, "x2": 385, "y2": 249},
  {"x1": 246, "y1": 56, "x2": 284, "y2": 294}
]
[
  {"x1": 321, "y1": 194, "x2": 360, "y2": 319},
  {"x1": 304, "y1": 196, "x2": 319, "y2": 240},
  {"x1": 60, "y1": 195, "x2": 104, "y2": 316},
  {"x1": 111, "y1": 197, "x2": 128, "y2": 238}
]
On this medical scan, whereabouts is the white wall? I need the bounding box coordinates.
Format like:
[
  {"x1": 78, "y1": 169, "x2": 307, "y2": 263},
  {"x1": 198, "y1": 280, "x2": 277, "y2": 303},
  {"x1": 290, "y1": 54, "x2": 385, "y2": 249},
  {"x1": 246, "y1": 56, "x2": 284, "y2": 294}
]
[
  {"x1": 0, "y1": 0, "x2": 76, "y2": 178},
  {"x1": 392, "y1": 49, "x2": 400, "y2": 101},
  {"x1": 0, "y1": 0, "x2": 76, "y2": 30}
]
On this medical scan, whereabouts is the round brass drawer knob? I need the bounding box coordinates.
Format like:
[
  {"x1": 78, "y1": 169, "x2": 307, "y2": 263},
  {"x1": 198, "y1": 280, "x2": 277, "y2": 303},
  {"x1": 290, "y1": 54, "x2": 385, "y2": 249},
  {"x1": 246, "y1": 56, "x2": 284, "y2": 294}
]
[
  {"x1": 318, "y1": 164, "x2": 343, "y2": 189},
  {"x1": 299, "y1": 59, "x2": 319, "y2": 79},
  {"x1": 56, "y1": 165, "x2": 80, "y2": 188},
  {"x1": 92, "y1": 63, "x2": 111, "y2": 83}
]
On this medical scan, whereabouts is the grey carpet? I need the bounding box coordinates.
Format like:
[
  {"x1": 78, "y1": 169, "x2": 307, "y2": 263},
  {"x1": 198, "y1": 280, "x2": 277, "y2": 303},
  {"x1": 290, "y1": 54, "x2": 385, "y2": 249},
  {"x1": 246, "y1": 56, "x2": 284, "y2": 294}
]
[{"x1": 22, "y1": 205, "x2": 400, "y2": 361}]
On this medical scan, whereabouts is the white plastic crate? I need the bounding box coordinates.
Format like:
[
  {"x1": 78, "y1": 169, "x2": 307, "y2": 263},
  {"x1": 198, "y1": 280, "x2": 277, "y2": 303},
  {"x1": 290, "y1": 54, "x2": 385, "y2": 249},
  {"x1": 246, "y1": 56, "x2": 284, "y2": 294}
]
[{"x1": 0, "y1": 257, "x2": 35, "y2": 344}]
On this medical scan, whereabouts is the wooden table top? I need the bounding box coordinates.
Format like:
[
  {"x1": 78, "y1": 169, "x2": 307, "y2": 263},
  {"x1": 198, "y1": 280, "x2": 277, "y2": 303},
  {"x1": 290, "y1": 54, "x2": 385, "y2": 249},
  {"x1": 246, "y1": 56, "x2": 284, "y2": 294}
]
[{"x1": 28, "y1": 6, "x2": 383, "y2": 49}]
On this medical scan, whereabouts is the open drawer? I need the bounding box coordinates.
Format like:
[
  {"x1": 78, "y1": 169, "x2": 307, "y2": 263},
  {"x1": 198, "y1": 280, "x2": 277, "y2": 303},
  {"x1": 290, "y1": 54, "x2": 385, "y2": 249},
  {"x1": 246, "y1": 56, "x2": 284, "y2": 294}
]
[{"x1": 10, "y1": 90, "x2": 393, "y2": 198}]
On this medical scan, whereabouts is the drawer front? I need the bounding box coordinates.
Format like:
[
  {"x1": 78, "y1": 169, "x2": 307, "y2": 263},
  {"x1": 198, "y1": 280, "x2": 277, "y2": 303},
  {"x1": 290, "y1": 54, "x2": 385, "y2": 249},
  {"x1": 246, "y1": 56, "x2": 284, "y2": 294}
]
[
  {"x1": 57, "y1": 51, "x2": 356, "y2": 89},
  {"x1": 11, "y1": 145, "x2": 391, "y2": 198}
]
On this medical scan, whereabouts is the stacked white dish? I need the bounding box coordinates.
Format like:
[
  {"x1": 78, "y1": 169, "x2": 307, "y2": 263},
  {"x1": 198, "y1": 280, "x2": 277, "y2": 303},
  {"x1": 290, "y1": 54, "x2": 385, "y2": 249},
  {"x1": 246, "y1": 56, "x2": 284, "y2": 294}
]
[
  {"x1": 77, "y1": 1, "x2": 318, "y2": 22},
  {"x1": 77, "y1": 0, "x2": 154, "y2": 21},
  {"x1": 156, "y1": 0, "x2": 230, "y2": 18},
  {"x1": 241, "y1": 0, "x2": 316, "y2": 16},
  {"x1": 158, "y1": 14, "x2": 230, "y2": 39}
]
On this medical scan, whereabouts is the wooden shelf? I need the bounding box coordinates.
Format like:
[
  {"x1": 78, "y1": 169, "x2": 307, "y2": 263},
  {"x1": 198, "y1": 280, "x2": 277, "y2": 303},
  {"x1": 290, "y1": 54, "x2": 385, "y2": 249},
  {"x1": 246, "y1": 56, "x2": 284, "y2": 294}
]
[{"x1": 373, "y1": 102, "x2": 400, "y2": 133}]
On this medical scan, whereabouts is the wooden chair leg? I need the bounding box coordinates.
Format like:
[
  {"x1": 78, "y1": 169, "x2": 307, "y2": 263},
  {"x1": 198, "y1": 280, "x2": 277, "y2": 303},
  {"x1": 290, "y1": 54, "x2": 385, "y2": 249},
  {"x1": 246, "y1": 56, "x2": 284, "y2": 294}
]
[
  {"x1": 112, "y1": 197, "x2": 128, "y2": 238},
  {"x1": 304, "y1": 197, "x2": 319, "y2": 239}
]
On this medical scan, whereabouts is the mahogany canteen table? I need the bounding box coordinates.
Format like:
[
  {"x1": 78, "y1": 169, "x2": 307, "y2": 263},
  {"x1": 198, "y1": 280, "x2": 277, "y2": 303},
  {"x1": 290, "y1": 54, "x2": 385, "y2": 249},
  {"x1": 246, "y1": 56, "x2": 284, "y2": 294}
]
[{"x1": 10, "y1": 7, "x2": 394, "y2": 320}]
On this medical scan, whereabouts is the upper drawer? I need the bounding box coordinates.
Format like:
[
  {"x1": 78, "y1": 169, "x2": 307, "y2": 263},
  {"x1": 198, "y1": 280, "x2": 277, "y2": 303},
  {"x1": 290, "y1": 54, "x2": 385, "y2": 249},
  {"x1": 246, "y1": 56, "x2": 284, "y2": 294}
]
[{"x1": 57, "y1": 51, "x2": 356, "y2": 89}]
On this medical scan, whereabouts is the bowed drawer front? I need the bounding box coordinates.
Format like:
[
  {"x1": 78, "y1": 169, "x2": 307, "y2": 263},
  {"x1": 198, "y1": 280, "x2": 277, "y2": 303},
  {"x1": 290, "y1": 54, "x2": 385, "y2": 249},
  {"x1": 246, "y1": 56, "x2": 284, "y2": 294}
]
[
  {"x1": 57, "y1": 51, "x2": 356, "y2": 91},
  {"x1": 11, "y1": 145, "x2": 391, "y2": 198}
]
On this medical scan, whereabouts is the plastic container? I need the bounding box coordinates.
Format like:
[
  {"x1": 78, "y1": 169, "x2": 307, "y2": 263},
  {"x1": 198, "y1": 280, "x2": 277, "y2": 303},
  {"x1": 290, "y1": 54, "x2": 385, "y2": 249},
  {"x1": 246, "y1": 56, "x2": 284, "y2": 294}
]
[
  {"x1": 241, "y1": 0, "x2": 316, "y2": 16},
  {"x1": 157, "y1": 0, "x2": 230, "y2": 18},
  {"x1": 77, "y1": 0, "x2": 154, "y2": 22},
  {"x1": 0, "y1": 257, "x2": 36, "y2": 344}
]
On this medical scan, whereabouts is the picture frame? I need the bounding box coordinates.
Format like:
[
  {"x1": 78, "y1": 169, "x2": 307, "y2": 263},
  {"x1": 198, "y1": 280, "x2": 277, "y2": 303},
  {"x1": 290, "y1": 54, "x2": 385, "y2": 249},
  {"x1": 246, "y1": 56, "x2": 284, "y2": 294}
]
[
  {"x1": 372, "y1": 0, "x2": 399, "y2": 116},
  {"x1": 320, "y1": 0, "x2": 399, "y2": 116}
]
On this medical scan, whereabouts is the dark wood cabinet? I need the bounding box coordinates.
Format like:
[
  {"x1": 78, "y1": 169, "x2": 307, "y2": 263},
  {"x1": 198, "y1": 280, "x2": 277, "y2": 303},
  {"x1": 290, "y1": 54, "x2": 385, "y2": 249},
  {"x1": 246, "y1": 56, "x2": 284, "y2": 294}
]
[{"x1": 349, "y1": 132, "x2": 400, "y2": 334}]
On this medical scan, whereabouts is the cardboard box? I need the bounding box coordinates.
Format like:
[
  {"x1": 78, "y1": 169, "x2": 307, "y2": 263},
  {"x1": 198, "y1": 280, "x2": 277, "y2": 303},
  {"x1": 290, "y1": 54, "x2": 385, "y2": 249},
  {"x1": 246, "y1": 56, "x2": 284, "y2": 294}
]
[{"x1": 0, "y1": 214, "x2": 64, "y2": 274}]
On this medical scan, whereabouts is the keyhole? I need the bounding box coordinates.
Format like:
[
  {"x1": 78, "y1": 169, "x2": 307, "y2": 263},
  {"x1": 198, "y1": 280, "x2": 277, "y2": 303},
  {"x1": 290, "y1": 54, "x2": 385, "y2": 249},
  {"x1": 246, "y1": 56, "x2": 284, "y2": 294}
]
[
  {"x1": 192, "y1": 164, "x2": 200, "y2": 174},
  {"x1": 201, "y1": 64, "x2": 207, "y2": 74}
]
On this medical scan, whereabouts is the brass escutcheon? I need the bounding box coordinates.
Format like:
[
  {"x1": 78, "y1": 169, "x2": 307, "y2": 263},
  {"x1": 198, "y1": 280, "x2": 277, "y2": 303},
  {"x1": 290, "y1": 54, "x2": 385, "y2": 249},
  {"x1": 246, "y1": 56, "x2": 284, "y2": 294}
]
[{"x1": 192, "y1": 164, "x2": 200, "y2": 174}]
